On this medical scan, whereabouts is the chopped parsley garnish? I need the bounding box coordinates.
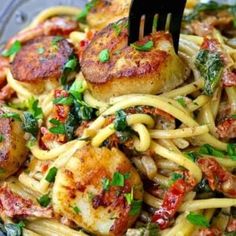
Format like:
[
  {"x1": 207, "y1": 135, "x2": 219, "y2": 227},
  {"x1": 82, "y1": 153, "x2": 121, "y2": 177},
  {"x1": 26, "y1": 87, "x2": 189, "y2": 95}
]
[
  {"x1": 111, "y1": 172, "x2": 125, "y2": 187},
  {"x1": 45, "y1": 167, "x2": 58, "y2": 183},
  {"x1": 37, "y1": 47, "x2": 45, "y2": 54},
  {"x1": 76, "y1": 0, "x2": 98, "y2": 23},
  {"x1": 114, "y1": 110, "x2": 128, "y2": 131},
  {"x1": 0, "y1": 112, "x2": 21, "y2": 121},
  {"x1": 199, "y1": 144, "x2": 224, "y2": 158},
  {"x1": 73, "y1": 206, "x2": 81, "y2": 214},
  {"x1": 28, "y1": 98, "x2": 43, "y2": 120},
  {"x1": 227, "y1": 143, "x2": 236, "y2": 160},
  {"x1": 2, "y1": 40, "x2": 21, "y2": 57},
  {"x1": 53, "y1": 96, "x2": 74, "y2": 106},
  {"x1": 64, "y1": 57, "x2": 78, "y2": 70},
  {"x1": 186, "y1": 212, "x2": 210, "y2": 228},
  {"x1": 112, "y1": 23, "x2": 122, "y2": 36},
  {"x1": 102, "y1": 178, "x2": 110, "y2": 191},
  {"x1": 99, "y1": 49, "x2": 110, "y2": 63},
  {"x1": 124, "y1": 187, "x2": 134, "y2": 205},
  {"x1": 37, "y1": 194, "x2": 51, "y2": 207},
  {"x1": 0, "y1": 134, "x2": 4, "y2": 142},
  {"x1": 131, "y1": 40, "x2": 154, "y2": 51},
  {"x1": 168, "y1": 173, "x2": 183, "y2": 186},
  {"x1": 51, "y1": 36, "x2": 63, "y2": 46},
  {"x1": 49, "y1": 119, "x2": 66, "y2": 134},
  {"x1": 0, "y1": 168, "x2": 5, "y2": 174},
  {"x1": 129, "y1": 200, "x2": 142, "y2": 216},
  {"x1": 231, "y1": 114, "x2": 236, "y2": 119},
  {"x1": 195, "y1": 49, "x2": 224, "y2": 96},
  {"x1": 176, "y1": 97, "x2": 186, "y2": 107},
  {"x1": 60, "y1": 56, "x2": 78, "y2": 86}
]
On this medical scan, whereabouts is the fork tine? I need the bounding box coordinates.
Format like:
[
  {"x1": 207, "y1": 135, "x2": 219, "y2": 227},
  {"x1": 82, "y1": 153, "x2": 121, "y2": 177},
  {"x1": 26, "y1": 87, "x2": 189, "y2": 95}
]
[
  {"x1": 144, "y1": 14, "x2": 155, "y2": 36},
  {"x1": 156, "y1": 13, "x2": 167, "y2": 31},
  {"x1": 128, "y1": 15, "x2": 142, "y2": 44}
]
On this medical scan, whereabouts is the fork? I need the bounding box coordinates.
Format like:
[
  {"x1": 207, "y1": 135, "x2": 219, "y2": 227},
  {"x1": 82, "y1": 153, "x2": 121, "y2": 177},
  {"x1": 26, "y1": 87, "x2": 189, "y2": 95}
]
[{"x1": 128, "y1": 0, "x2": 187, "y2": 53}]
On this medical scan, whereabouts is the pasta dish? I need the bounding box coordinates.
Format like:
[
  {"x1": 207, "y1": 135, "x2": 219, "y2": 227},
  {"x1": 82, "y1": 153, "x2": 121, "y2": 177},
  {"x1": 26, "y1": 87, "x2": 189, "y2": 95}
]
[{"x1": 0, "y1": 0, "x2": 236, "y2": 235}]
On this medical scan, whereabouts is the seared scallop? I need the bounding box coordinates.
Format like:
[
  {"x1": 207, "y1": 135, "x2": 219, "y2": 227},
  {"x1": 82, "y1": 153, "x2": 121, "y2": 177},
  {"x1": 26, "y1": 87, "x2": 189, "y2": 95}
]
[
  {"x1": 0, "y1": 108, "x2": 28, "y2": 179},
  {"x1": 10, "y1": 36, "x2": 74, "y2": 94},
  {"x1": 52, "y1": 146, "x2": 143, "y2": 236},
  {"x1": 81, "y1": 18, "x2": 189, "y2": 101},
  {"x1": 87, "y1": 0, "x2": 130, "y2": 31}
]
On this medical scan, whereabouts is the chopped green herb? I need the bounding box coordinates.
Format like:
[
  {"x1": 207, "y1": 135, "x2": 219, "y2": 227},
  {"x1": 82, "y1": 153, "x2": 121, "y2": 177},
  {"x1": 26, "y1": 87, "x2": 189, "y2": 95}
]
[
  {"x1": 99, "y1": 49, "x2": 110, "y2": 63},
  {"x1": 73, "y1": 206, "x2": 81, "y2": 214},
  {"x1": 176, "y1": 97, "x2": 186, "y2": 107},
  {"x1": 114, "y1": 110, "x2": 128, "y2": 131},
  {"x1": 76, "y1": 0, "x2": 98, "y2": 23},
  {"x1": 0, "y1": 168, "x2": 5, "y2": 174},
  {"x1": 37, "y1": 47, "x2": 45, "y2": 54},
  {"x1": 131, "y1": 40, "x2": 154, "y2": 51},
  {"x1": 49, "y1": 119, "x2": 65, "y2": 134},
  {"x1": 227, "y1": 143, "x2": 236, "y2": 160},
  {"x1": 88, "y1": 192, "x2": 95, "y2": 201},
  {"x1": 124, "y1": 172, "x2": 131, "y2": 180},
  {"x1": 22, "y1": 112, "x2": 39, "y2": 137},
  {"x1": 183, "y1": 1, "x2": 229, "y2": 22},
  {"x1": 129, "y1": 200, "x2": 142, "y2": 216},
  {"x1": 186, "y1": 212, "x2": 210, "y2": 228},
  {"x1": 0, "y1": 134, "x2": 4, "y2": 142},
  {"x1": 231, "y1": 114, "x2": 236, "y2": 119},
  {"x1": 28, "y1": 98, "x2": 43, "y2": 120},
  {"x1": 195, "y1": 49, "x2": 224, "y2": 95},
  {"x1": 185, "y1": 151, "x2": 199, "y2": 162},
  {"x1": 124, "y1": 187, "x2": 134, "y2": 205},
  {"x1": 53, "y1": 96, "x2": 73, "y2": 106},
  {"x1": 199, "y1": 144, "x2": 224, "y2": 158},
  {"x1": 0, "y1": 112, "x2": 21, "y2": 121},
  {"x1": 51, "y1": 36, "x2": 63, "y2": 46},
  {"x1": 102, "y1": 178, "x2": 110, "y2": 191},
  {"x1": 168, "y1": 173, "x2": 183, "y2": 186},
  {"x1": 45, "y1": 167, "x2": 58, "y2": 183},
  {"x1": 69, "y1": 79, "x2": 86, "y2": 98},
  {"x1": 112, "y1": 23, "x2": 122, "y2": 36},
  {"x1": 111, "y1": 172, "x2": 125, "y2": 187},
  {"x1": 2, "y1": 40, "x2": 21, "y2": 57},
  {"x1": 37, "y1": 194, "x2": 51, "y2": 207},
  {"x1": 64, "y1": 57, "x2": 78, "y2": 70}
]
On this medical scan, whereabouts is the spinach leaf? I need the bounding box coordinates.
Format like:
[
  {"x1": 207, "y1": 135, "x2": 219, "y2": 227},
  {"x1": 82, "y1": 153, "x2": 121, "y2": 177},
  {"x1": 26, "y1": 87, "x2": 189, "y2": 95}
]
[
  {"x1": 195, "y1": 49, "x2": 224, "y2": 95},
  {"x1": 0, "y1": 221, "x2": 24, "y2": 236},
  {"x1": 199, "y1": 144, "x2": 225, "y2": 158},
  {"x1": 186, "y1": 212, "x2": 210, "y2": 227},
  {"x1": 114, "y1": 110, "x2": 128, "y2": 131},
  {"x1": 22, "y1": 112, "x2": 39, "y2": 137},
  {"x1": 183, "y1": 1, "x2": 229, "y2": 22}
]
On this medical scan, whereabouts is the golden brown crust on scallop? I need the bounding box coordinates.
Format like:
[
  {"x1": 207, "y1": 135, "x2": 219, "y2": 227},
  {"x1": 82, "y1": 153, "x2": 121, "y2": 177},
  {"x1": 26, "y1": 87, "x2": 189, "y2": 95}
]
[
  {"x1": 52, "y1": 145, "x2": 143, "y2": 236},
  {"x1": 87, "y1": 0, "x2": 130, "y2": 31},
  {"x1": 0, "y1": 108, "x2": 28, "y2": 179},
  {"x1": 81, "y1": 18, "x2": 189, "y2": 101},
  {"x1": 11, "y1": 36, "x2": 74, "y2": 83}
]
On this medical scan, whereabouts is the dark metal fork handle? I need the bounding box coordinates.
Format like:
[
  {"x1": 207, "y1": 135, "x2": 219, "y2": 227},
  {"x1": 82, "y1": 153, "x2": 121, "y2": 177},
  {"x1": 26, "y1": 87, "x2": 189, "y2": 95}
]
[{"x1": 128, "y1": 0, "x2": 187, "y2": 53}]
